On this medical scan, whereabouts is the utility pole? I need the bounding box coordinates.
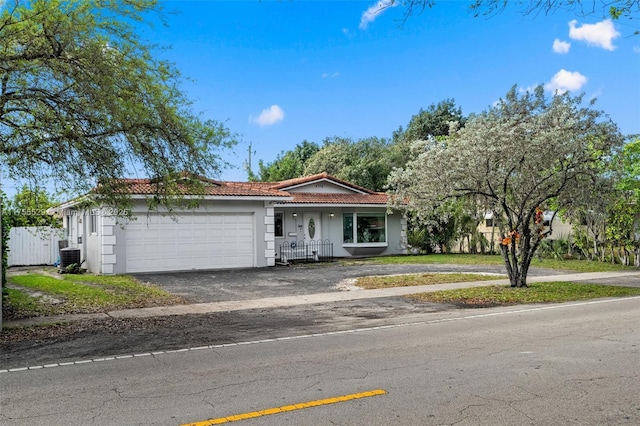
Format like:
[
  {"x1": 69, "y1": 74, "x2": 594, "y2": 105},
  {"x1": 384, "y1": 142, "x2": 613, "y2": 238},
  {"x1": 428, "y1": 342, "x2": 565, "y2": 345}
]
[
  {"x1": 243, "y1": 142, "x2": 256, "y2": 179},
  {"x1": 246, "y1": 141, "x2": 252, "y2": 175}
]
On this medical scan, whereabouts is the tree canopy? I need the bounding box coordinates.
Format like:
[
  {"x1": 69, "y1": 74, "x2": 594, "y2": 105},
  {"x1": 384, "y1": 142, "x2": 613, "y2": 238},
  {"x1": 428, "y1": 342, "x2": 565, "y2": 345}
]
[
  {"x1": 303, "y1": 136, "x2": 394, "y2": 191},
  {"x1": 0, "y1": 0, "x2": 236, "y2": 209},
  {"x1": 255, "y1": 140, "x2": 319, "y2": 182},
  {"x1": 388, "y1": 85, "x2": 624, "y2": 287},
  {"x1": 392, "y1": 0, "x2": 639, "y2": 21},
  {"x1": 4, "y1": 185, "x2": 59, "y2": 227},
  {"x1": 393, "y1": 98, "x2": 465, "y2": 144},
  {"x1": 253, "y1": 99, "x2": 466, "y2": 193}
]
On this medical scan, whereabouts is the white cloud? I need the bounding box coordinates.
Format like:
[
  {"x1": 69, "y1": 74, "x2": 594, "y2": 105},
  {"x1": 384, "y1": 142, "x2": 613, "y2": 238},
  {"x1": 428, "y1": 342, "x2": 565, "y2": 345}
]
[
  {"x1": 552, "y1": 39, "x2": 571, "y2": 54},
  {"x1": 568, "y1": 19, "x2": 620, "y2": 51},
  {"x1": 359, "y1": 0, "x2": 398, "y2": 30},
  {"x1": 322, "y1": 72, "x2": 340, "y2": 79},
  {"x1": 544, "y1": 69, "x2": 588, "y2": 94},
  {"x1": 634, "y1": 46, "x2": 640, "y2": 54},
  {"x1": 251, "y1": 105, "x2": 285, "y2": 126}
]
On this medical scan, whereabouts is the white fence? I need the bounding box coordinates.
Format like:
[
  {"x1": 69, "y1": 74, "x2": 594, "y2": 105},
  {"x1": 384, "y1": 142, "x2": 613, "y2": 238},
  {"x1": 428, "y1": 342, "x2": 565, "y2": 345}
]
[{"x1": 8, "y1": 226, "x2": 64, "y2": 266}]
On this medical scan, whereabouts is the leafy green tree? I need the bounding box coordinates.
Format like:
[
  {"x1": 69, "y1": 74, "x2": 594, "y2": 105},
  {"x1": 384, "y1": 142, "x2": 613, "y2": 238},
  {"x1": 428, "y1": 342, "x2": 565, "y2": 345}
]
[
  {"x1": 607, "y1": 138, "x2": 640, "y2": 265},
  {"x1": 562, "y1": 138, "x2": 640, "y2": 264},
  {"x1": 393, "y1": 99, "x2": 465, "y2": 144},
  {"x1": 566, "y1": 191, "x2": 610, "y2": 262},
  {"x1": 388, "y1": 86, "x2": 624, "y2": 287},
  {"x1": 0, "y1": 0, "x2": 236, "y2": 210},
  {"x1": 391, "y1": 100, "x2": 467, "y2": 251},
  {"x1": 5, "y1": 185, "x2": 60, "y2": 227},
  {"x1": 391, "y1": 99, "x2": 466, "y2": 177},
  {"x1": 255, "y1": 140, "x2": 319, "y2": 182},
  {"x1": 615, "y1": 138, "x2": 640, "y2": 194},
  {"x1": 303, "y1": 136, "x2": 393, "y2": 191}
]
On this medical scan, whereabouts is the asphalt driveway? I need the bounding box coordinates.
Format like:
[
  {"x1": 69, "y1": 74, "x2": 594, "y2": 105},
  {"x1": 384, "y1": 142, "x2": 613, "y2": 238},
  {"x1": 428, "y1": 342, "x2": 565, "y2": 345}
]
[{"x1": 133, "y1": 261, "x2": 569, "y2": 303}]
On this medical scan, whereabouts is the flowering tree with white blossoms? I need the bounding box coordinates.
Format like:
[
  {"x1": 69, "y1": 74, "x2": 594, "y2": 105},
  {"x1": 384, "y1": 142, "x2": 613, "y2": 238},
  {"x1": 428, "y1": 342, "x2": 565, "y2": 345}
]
[{"x1": 387, "y1": 86, "x2": 624, "y2": 287}]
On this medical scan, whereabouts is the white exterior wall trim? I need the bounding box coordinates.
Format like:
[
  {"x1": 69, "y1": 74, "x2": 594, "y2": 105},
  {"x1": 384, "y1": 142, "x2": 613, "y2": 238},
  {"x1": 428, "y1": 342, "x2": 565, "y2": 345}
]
[
  {"x1": 264, "y1": 205, "x2": 275, "y2": 266},
  {"x1": 100, "y1": 215, "x2": 117, "y2": 275},
  {"x1": 273, "y1": 203, "x2": 391, "y2": 208}
]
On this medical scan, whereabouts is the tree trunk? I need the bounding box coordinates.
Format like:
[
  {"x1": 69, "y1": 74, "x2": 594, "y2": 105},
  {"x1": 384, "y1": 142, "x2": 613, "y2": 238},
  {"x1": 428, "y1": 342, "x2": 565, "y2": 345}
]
[
  {"x1": 490, "y1": 226, "x2": 496, "y2": 255},
  {"x1": 501, "y1": 245, "x2": 529, "y2": 287}
]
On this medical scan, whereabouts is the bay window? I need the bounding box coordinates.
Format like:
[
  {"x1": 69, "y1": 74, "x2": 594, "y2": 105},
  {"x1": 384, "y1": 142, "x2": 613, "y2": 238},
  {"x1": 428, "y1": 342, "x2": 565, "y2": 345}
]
[{"x1": 343, "y1": 212, "x2": 386, "y2": 244}]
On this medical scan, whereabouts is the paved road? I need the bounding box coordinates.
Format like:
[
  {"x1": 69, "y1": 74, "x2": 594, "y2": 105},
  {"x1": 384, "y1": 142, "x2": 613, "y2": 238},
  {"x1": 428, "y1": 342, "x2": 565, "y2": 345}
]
[{"x1": 2, "y1": 297, "x2": 639, "y2": 425}]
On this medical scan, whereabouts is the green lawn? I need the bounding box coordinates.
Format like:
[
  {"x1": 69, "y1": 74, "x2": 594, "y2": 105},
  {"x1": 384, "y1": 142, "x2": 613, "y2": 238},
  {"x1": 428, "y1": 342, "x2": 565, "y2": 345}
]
[
  {"x1": 407, "y1": 281, "x2": 640, "y2": 307},
  {"x1": 4, "y1": 253, "x2": 639, "y2": 321},
  {"x1": 352, "y1": 255, "x2": 640, "y2": 307},
  {"x1": 4, "y1": 273, "x2": 184, "y2": 320},
  {"x1": 347, "y1": 254, "x2": 637, "y2": 273}
]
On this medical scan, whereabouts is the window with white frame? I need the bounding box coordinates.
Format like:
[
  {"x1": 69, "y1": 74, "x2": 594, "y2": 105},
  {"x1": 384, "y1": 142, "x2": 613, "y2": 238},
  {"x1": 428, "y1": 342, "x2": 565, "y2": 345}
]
[{"x1": 342, "y1": 212, "x2": 386, "y2": 244}]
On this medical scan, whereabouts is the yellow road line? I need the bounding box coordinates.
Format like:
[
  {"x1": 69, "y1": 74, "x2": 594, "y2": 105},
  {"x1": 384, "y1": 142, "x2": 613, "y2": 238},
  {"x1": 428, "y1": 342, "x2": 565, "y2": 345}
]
[{"x1": 180, "y1": 389, "x2": 387, "y2": 426}]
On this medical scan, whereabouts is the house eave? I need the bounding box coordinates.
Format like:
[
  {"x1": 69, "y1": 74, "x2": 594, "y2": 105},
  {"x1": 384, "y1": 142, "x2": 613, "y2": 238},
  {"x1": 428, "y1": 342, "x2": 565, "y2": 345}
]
[
  {"x1": 280, "y1": 178, "x2": 369, "y2": 194},
  {"x1": 273, "y1": 203, "x2": 391, "y2": 209},
  {"x1": 127, "y1": 194, "x2": 292, "y2": 202},
  {"x1": 47, "y1": 195, "x2": 92, "y2": 214}
]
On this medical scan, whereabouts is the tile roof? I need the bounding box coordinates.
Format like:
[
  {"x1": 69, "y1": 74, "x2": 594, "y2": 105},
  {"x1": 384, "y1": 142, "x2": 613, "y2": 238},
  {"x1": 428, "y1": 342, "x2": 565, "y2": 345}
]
[
  {"x1": 118, "y1": 178, "x2": 288, "y2": 198},
  {"x1": 113, "y1": 174, "x2": 388, "y2": 205},
  {"x1": 275, "y1": 192, "x2": 388, "y2": 205},
  {"x1": 270, "y1": 172, "x2": 375, "y2": 194}
]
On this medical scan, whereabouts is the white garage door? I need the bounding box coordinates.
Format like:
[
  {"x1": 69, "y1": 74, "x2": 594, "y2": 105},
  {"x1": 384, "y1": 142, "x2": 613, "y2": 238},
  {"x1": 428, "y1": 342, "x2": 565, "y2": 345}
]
[{"x1": 125, "y1": 213, "x2": 255, "y2": 273}]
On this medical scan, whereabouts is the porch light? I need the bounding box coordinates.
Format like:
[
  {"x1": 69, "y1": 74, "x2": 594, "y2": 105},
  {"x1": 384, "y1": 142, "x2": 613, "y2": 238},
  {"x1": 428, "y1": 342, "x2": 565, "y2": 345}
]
[
  {"x1": 330, "y1": 213, "x2": 335, "y2": 217},
  {"x1": 292, "y1": 213, "x2": 297, "y2": 217}
]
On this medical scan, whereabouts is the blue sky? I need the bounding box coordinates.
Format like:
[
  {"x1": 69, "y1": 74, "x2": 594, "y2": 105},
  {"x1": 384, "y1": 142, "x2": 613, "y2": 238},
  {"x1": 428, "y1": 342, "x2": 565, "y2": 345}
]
[
  {"x1": 146, "y1": 0, "x2": 639, "y2": 182},
  {"x1": 3, "y1": 0, "x2": 640, "y2": 196}
]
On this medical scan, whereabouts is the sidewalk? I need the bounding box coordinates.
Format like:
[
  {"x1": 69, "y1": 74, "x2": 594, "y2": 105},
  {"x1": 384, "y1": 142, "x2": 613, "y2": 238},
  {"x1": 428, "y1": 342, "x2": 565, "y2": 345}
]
[{"x1": 5, "y1": 271, "x2": 640, "y2": 328}]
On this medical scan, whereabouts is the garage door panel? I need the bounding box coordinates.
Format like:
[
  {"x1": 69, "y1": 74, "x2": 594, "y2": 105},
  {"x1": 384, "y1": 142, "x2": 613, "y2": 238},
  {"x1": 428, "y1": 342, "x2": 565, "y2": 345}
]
[
  {"x1": 192, "y1": 215, "x2": 208, "y2": 225},
  {"x1": 126, "y1": 213, "x2": 255, "y2": 273}
]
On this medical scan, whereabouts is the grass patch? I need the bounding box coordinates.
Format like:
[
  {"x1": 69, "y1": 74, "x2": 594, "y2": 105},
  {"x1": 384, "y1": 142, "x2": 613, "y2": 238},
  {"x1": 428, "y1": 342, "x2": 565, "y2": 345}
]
[
  {"x1": 356, "y1": 273, "x2": 504, "y2": 289},
  {"x1": 4, "y1": 273, "x2": 184, "y2": 320},
  {"x1": 3, "y1": 288, "x2": 57, "y2": 318},
  {"x1": 348, "y1": 254, "x2": 636, "y2": 273},
  {"x1": 408, "y1": 281, "x2": 640, "y2": 308}
]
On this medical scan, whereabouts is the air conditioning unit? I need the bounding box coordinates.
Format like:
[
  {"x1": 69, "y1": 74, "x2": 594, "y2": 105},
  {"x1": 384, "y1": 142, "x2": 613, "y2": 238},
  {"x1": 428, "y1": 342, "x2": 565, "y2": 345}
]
[{"x1": 59, "y1": 247, "x2": 81, "y2": 269}]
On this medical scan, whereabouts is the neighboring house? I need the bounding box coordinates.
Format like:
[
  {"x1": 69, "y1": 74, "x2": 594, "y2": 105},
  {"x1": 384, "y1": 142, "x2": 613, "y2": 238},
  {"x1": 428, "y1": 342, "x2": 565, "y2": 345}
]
[
  {"x1": 458, "y1": 211, "x2": 573, "y2": 253},
  {"x1": 479, "y1": 211, "x2": 573, "y2": 240},
  {"x1": 50, "y1": 173, "x2": 407, "y2": 274}
]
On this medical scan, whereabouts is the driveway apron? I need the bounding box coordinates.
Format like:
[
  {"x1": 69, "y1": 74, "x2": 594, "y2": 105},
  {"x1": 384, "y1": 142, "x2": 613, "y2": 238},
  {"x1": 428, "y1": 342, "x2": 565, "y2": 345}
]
[{"x1": 133, "y1": 262, "x2": 568, "y2": 303}]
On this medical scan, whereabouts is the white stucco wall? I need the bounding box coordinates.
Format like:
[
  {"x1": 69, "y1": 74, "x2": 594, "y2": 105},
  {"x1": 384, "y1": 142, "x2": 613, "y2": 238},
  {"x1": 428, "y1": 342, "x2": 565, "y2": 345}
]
[{"x1": 274, "y1": 207, "x2": 405, "y2": 259}]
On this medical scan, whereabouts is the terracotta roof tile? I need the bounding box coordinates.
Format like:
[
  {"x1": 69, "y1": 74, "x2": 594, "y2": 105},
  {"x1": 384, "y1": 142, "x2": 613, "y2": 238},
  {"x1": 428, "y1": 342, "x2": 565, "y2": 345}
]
[
  {"x1": 277, "y1": 192, "x2": 388, "y2": 205},
  {"x1": 270, "y1": 172, "x2": 375, "y2": 194},
  {"x1": 112, "y1": 174, "x2": 388, "y2": 205},
  {"x1": 119, "y1": 179, "x2": 288, "y2": 198}
]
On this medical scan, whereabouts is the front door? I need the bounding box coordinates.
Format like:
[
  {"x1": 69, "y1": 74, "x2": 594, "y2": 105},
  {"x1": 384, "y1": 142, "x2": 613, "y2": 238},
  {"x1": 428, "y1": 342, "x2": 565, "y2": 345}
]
[{"x1": 303, "y1": 213, "x2": 321, "y2": 242}]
